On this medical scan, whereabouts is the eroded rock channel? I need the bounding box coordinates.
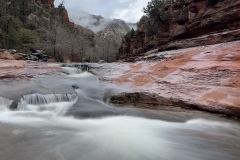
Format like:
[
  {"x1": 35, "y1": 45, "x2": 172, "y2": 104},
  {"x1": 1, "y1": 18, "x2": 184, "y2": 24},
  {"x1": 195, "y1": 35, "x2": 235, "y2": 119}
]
[{"x1": 0, "y1": 46, "x2": 240, "y2": 159}]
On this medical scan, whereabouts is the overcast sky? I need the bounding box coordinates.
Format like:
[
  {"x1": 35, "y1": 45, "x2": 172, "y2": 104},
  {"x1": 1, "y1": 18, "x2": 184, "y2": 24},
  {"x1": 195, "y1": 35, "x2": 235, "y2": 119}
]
[{"x1": 54, "y1": 0, "x2": 151, "y2": 23}]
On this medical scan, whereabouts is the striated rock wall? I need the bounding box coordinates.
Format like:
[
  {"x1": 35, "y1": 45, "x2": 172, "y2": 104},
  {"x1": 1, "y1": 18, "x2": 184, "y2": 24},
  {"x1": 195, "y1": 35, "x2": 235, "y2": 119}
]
[{"x1": 118, "y1": 0, "x2": 240, "y2": 61}]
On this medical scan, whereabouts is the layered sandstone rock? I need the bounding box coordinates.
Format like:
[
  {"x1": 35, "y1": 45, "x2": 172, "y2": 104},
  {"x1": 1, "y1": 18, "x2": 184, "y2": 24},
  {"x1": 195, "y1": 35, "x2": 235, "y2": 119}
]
[
  {"x1": 93, "y1": 40, "x2": 240, "y2": 116},
  {"x1": 118, "y1": 0, "x2": 240, "y2": 61},
  {"x1": 0, "y1": 60, "x2": 61, "y2": 81}
]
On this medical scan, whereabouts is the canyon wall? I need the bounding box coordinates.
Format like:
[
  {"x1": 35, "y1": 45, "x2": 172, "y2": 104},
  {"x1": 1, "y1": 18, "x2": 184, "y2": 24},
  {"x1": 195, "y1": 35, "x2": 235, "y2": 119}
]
[{"x1": 118, "y1": 0, "x2": 240, "y2": 61}]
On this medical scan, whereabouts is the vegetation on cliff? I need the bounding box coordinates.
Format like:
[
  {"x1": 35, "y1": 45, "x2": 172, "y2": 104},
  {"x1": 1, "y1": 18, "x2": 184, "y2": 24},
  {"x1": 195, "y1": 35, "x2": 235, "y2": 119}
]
[
  {"x1": 0, "y1": 0, "x2": 37, "y2": 52},
  {"x1": 124, "y1": 0, "x2": 184, "y2": 40},
  {"x1": 119, "y1": 0, "x2": 239, "y2": 61},
  {"x1": 0, "y1": 0, "x2": 126, "y2": 62},
  {"x1": 143, "y1": 0, "x2": 184, "y2": 18}
]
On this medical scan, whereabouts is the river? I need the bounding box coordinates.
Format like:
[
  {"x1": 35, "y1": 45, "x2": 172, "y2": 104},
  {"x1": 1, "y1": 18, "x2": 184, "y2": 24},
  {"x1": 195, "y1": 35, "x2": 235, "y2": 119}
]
[{"x1": 0, "y1": 65, "x2": 240, "y2": 160}]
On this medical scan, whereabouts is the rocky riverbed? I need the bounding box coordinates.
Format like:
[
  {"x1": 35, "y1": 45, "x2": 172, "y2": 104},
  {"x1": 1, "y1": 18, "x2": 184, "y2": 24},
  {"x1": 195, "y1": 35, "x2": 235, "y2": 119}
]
[
  {"x1": 90, "y1": 40, "x2": 240, "y2": 117},
  {"x1": 1, "y1": 47, "x2": 240, "y2": 160},
  {"x1": 1, "y1": 41, "x2": 240, "y2": 118}
]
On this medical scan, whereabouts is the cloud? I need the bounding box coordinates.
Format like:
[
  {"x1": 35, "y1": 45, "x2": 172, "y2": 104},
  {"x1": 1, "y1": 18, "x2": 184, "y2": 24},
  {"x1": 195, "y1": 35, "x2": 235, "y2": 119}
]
[
  {"x1": 54, "y1": 0, "x2": 151, "y2": 23},
  {"x1": 68, "y1": 11, "x2": 111, "y2": 33}
]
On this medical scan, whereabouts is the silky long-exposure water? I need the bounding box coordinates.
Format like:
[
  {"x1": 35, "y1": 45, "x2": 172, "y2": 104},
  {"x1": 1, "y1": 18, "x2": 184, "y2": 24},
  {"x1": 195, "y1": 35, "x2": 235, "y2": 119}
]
[{"x1": 0, "y1": 67, "x2": 240, "y2": 160}]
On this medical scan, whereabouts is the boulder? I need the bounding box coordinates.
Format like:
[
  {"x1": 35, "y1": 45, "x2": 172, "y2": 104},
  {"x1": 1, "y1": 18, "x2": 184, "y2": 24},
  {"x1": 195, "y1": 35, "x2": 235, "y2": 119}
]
[
  {"x1": 27, "y1": 55, "x2": 38, "y2": 61},
  {"x1": 31, "y1": 52, "x2": 43, "y2": 59},
  {"x1": 66, "y1": 90, "x2": 122, "y2": 118},
  {"x1": 30, "y1": 49, "x2": 49, "y2": 61},
  {"x1": 8, "y1": 49, "x2": 17, "y2": 54}
]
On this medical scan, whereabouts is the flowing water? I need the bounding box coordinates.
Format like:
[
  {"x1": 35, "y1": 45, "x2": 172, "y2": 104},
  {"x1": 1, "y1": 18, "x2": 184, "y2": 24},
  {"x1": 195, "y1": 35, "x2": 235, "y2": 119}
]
[{"x1": 0, "y1": 66, "x2": 240, "y2": 160}]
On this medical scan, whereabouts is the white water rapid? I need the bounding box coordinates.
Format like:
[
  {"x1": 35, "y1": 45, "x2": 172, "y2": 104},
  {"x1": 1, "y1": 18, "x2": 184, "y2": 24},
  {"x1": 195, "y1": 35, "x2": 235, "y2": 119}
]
[{"x1": 0, "y1": 69, "x2": 240, "y2": 160}]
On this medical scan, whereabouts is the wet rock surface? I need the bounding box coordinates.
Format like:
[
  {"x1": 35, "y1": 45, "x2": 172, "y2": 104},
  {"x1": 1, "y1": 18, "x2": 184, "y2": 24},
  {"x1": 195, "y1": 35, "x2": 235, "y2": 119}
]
[
  {"x1": 1, "y1": 41, "x2": 240, "y2": 117},
  {"x1": 0, "y1": 60, "x2": 61, "y2": 81},
  {"x1": 92, "y1": 41, "x2": 240, "y2": 116},
  {"x1": 0, "y1": 61, "x2": 69, "y2": 108}
]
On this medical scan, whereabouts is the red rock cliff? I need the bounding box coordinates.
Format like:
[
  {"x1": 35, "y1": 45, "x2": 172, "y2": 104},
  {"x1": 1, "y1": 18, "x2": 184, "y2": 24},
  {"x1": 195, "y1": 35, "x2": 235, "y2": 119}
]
[
  {"x1": 34, "y1": 0, "x2": 74, "y2": 27},
  {"x1": 118, "y1": 0, "x2": 240, "y2": 61},
  {"x1": 60, "y1": 9, "x2": 75, "y2": 27}
]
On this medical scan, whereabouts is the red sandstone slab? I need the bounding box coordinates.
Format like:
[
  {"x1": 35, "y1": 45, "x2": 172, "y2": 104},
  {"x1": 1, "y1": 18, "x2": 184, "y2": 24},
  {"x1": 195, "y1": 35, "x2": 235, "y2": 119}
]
[{"x1": 96, "y1": 41, "x2": 240, "y2": 115}]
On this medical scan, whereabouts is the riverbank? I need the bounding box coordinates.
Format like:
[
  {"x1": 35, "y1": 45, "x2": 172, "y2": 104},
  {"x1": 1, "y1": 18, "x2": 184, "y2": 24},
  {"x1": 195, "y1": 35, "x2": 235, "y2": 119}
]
[
  {"x1": 1, "y1": 41, "x2": 240, "y2": 118},
  {"x1": 90, "y1": 40, "x2": 240, "y2": 117},
  {"x1": 0, "y1": 61, "x2": 240, "y2": 160}
]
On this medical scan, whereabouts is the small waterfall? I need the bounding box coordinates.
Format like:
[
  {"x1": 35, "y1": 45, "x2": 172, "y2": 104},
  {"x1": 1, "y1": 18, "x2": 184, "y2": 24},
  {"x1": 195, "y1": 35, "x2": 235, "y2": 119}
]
[
  {"x1": 22, "y1": 93, "x2": 77, "y2": 105},
  {"x1": 0, "y1": 97, "x2": 13, "y2": 110},
  {"x1": 62, "y1": 67, "x2": 81, "y2": 75},
  {"x1": 61, "y1": 64, "x2": 90, "y2": 75},
  {"x1": 17, "y1": 93, "x2": 77, "y2": 112},
  {"x1": 0, "y1": 97, "x2": 13, "y2": 106}
]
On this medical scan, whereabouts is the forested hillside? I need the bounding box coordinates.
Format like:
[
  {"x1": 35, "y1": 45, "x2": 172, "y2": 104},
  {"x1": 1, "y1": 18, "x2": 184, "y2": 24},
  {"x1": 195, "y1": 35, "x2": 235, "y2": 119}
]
[{"x1": 0, "y1": 0, "x2": 128, "y2": 62}]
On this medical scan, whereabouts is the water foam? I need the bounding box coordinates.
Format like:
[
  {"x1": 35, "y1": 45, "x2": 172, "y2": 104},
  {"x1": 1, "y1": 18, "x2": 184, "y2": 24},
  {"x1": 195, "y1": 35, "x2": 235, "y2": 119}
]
[
  {"x1": 0, "y1": 107, "x2": 239, "y2": 160},
  {"x1": 0, "y1": 88, "x2": 240, "y2": 160},
  {"x1": 0, "y1": 68, "x2": 240, "y2": 160},
  {"x1": 21, "y1": 93, "x2": 77, "y2": 105},
  {"x1": 62, "y1": 67, "x2": 81, "y2": 75},
  {"x1": 0, "y1": 97, "x2": 12, "y2": 111},
  {"x1": 68, "y1": 72, "x2": 95, "y2": 78}
]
